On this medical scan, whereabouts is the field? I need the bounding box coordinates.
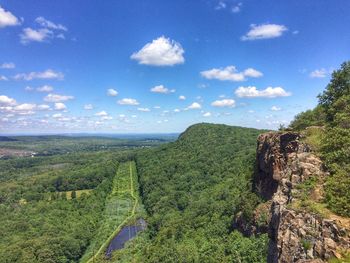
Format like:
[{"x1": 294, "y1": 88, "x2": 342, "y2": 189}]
[{"x1": 81, "y1": 161, "x2": 145, "y2": 263}]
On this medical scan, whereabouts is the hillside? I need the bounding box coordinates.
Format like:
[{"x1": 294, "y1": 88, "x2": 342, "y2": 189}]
[{"x1": 112, "y1": 123, "x2": 269, "y2": 262}]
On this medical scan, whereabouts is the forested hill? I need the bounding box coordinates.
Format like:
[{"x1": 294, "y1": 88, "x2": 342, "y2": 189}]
[{"x1": 129, "y1": 123, "x2": 269, "y2": 262}]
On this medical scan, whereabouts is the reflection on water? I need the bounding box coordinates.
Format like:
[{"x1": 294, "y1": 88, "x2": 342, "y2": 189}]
[{"x1": 105, "y1": 218, "x2": 146, "y2": 258}]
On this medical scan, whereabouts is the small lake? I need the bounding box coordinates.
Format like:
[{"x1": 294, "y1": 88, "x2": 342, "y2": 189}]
[{"x1": 105, "y1": 218, "x2": 146, "y2": 258}]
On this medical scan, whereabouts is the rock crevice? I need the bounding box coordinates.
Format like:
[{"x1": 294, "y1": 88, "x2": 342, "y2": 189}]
[{"x1": 253, "y1": 132, "x2": 349, "y2": 263}]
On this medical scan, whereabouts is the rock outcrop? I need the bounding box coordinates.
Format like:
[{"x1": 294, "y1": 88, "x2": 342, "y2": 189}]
[{"x1": 253, "y1": 132, "x2": 350, "y2": 263}]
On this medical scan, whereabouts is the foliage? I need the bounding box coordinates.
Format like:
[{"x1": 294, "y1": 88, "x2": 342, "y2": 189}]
[
  {"x1": 288, "y1": 105, "x2": 326, "y2": 131},
  {"x1": 289, "y1": 61, "x2": 350, "y2": 217},
  {"x1": 132, "y1": 123, "x2": 268, "y2": 262}
]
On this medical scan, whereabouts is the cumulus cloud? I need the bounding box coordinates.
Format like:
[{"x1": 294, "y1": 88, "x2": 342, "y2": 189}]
[
  {"x1": 35, "y1": 17, "x2": 67, "y2": 31},
  {"x1": 0, "y1": 6, "x2": 20, "y2": 28},
  {"x1": 179, "y1": 95, "x2": 186, "y2": 100},
  {"x1": 107, "y1": 88, "x2": 118, "y2": 96},
  {"x1": 310, "y1": 68, "x2": 328, "y2": 78},
  {"x1": 84, "y1": 104, "x2": 93, "y2": 110},
  {"x1": 52, "y1": 113, "x2": 62, "y2": 118},
  {"x1": 211, "y1": 99, "x2": 236, "y2": 107},
  {"x1": 174, "y1": 109, "x2": 180, "y2": 113},
  {"x1": 14, "y1": 103, "x2": 36, "y2": 111},
  {"x1": 0, "y1": 95, "x2": 16, "y2": 105},
  {"x1": 20, "y1": 27, "x2": 53, "y2": 44},
  {"x1": 241, "y1": 24, "x2": 288, "y2": 41},
  {"x1": 187, "y1": 102, "x2": 201, "y2": 110},
  {"x1": 37, "y1": 104, "x2": 50, "y2": 110},
  {"x1": 0, "y1": 75, "x2": 8, "y2": 81},
  {"x1": 54, "y1": 102, "x2": 66, "y2": 110},
  {"x1": 203, "y1": 112, "x2": 211, "y2": 117},
  {"x1": 150, "y1": 85, "x2": 175, "y2": 94},
  {"x1": 37, "y1": 85, "x2": 53, "y2": 92},
  {"x1": 235, "y1": 86, "x2": 291, "y2": 98},
  {"x1": 271, "y1": 106, "x2": 281, "y2": 111},
  {"x1": 201, "y1": 66, "x2": 263, "y2": 82},
  {"x1": 1, "y1": 62, "x2": 15, "y2": 69},
  {"x1": 117, "y1": 98, "x2": 139, "y2": 105},
  {"x1": 44, "y1": 93, "x2": 74, "y2": 102},
  {"x1": 95, "y1": 111, "x2": 108, "y2": 116},
  {"x1": 215, "y1": 1, "x2": 226, "y2": 10},
  {"x1": 131, "y1": 36, "x2": 185, "y2": 66},
  {"x1": 137, "y1": 107, "x2": 150, "y2": 112},
  {"x1": 14, "y1": 69, "x2": 64, "y2": 80}
]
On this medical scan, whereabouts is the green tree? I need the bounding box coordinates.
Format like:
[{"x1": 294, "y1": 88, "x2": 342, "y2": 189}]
[{"x1": 71, "y1": 190, "x2": 77, "y2": 199}]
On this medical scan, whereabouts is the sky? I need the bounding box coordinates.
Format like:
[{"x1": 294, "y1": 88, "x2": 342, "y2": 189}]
[{"x1": 0, "y1": 0, "x2": 349, "y2": 134}]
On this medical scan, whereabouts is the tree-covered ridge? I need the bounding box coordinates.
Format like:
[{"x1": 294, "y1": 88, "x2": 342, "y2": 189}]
[
  {"x1": 134, "y1": 123, "x2": 268, "y2": 262},
  {"x1": 288, "y1": 61, "x2": 350, "y2": 217}
]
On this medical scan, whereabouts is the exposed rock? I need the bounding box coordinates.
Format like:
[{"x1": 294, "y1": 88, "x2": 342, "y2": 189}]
[{"x1": 252, "y1": 131, "x2": 350, "y2": 263}]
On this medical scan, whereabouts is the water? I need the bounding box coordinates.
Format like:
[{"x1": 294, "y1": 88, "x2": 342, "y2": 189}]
[{"x1": 105, "y1": 219, "x2": 146, "y2": 258}]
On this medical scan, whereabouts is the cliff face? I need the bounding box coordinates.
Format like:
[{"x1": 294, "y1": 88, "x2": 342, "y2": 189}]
[{"x1": 254, "y1": 132, "x2": 350, "y2": 263}]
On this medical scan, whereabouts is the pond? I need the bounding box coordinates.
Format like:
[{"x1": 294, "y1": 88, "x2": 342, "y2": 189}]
[{"x1": 105, "y1": 218, "x2": 146, "y2": 258}]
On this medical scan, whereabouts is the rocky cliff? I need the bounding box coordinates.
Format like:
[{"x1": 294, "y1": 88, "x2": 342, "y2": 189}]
[{"x1": 253, "y1": 132, "x2": 350, "y2": 263}]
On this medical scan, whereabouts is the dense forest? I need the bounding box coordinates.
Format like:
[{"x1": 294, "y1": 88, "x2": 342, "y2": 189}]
[
  {"x1": 119, "y1": 124, "x2": 269, "y2": 262},
  {"x1": 0, "y1": 137, "x2": 163, "y2": 263},
  {"x1": 288, "y1": 61, "x2": 350, "y2": 217}
]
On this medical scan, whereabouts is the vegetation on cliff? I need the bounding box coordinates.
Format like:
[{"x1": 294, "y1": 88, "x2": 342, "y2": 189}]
[{"x1": 289, "y1": 61, "x2": 350, "y2": 216}]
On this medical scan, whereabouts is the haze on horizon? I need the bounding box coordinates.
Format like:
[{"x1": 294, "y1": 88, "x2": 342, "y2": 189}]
[{"x1": 1, "y1": 1, "x2": 349, "y2": 134}]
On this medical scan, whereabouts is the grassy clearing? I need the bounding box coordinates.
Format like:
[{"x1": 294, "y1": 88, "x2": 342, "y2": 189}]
[
  {"x1": 300, "y1": 126, "x2": 324, "y2": 152},
  {"x1": 80, "y1": 161, "x2": 144, "y2": 263}
]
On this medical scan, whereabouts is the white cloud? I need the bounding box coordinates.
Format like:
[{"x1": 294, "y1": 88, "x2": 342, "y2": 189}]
[
  {"x1": 310, "y1": 68, "x2": 328, "y2": 78},
  {"x1": 95, "y1": 111, "x2": 108, "y2": 116},
  {"x1": 14, "y1": 69, "x2": 64, "y2": 80},
  {"x1": 25, "y1": 86, "x2": 34, "y2": 91},
  {"x1": 203, "y1": 112, "x2": 211, "y2": 117},
  {"x1": 37, "y1": 104, "x2": 50, "y2": 110},
  {"x1": 117, "y1": 98, "x2": 139, "y2": 105},
  {"x1": 174, "y1": 108, "x2": 181, "y2": 113},
  {"x1": 0, "y1": 95, "x2": 16, "y2": 105},
  {"x1": 243, "y1": 68, "x2": 263, "y2": 78},
  {"x1": 179, "y1": 95, "x2": 186, "y2": 100},
  {"x1": 248, "y1": 110, "x2": 255, "y2": 113},
  {"x1": 44, "y1": 93, "x2": 74, "y2": 102},
  {"x1": 84, "y1": 104, "x2": 93, "y2": 110},
  {"x1": 56, "y1": 33, "x2": 65, "y2": 39},
  {"x1": 235, "y1": 86, "x2": 291, "y2": 98},
  {"x1": 35, "y1": 17, "x2": 67, "y2": 31},
  {"x1": 241, "y1": 24, "x2": 288, "y2": 41},
  {"x1": 37, "y1": 85, "x2": 53, "y2": 92},
  {"x1": 201, "y1": 66, "x2": 262, "y2": 82},
  {"x1": 20, "y1": 27, "x2": 53, "y2": 44},
  {"x1": 102, "y1": 116, "x2": 113, "y2": 120},
  {"x1": 0, "y1": 75, "x2": 7, "y2": 81},
  {"x1": 271, "y1": 106, "x2": 281, "y2": 111},
  {"x1": 215, "y1": 1, "x2": 226, "y2": 10},
  {"x1": 107, "y1": 88, "x2": 118, "y2": 96},
  {"x1": 0, "y1": 6, "x2": 20, "y2": 28},
  {"x1": 153, "y1": 106, "x2": 161, "y2": 109},
  {"x1": 1, "y1": 62, "x2": 15, "y2": 69},
  {"x1": 54, "y1": 102, "x2": 66, "y2": 110},
  {"x1": 211, "y1": 99, "x2": 236, "y2": 107},
  {"x1": 131, "y1": 36, "x2": 185, "y2": 66},
  {"x1": 150, "y1": 85, "x2": 175, "y2": 94},
  {"x1": 52, "y1": 113, "x2": 62, "y2": 118},
  {"x1": 137, "y1": 107, "x2": 150, "y2": 112},
  {"x1": 14, "y1": 103, "x2": 36, "y2": 111},
  {"x1": 187, "y1": 102, "x2": 201, "y2": 110},
  {"x1": 232, "y1": 3, "x2": 242, "y2": 13}
]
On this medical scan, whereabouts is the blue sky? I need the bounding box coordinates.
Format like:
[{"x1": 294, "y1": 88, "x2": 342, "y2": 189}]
[{"x1": 0, "y1": 0, "x2": 349, "y2": 134}]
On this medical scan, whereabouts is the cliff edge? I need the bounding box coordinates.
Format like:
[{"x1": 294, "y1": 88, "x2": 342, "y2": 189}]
[{"x1": 254, "y1": 132, "x2": 350, "y2": 263}]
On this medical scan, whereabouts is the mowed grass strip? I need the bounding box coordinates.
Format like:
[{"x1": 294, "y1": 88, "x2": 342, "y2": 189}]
[{"x1": 81, "y1": 161, "x2": 137, "y2": 263}]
